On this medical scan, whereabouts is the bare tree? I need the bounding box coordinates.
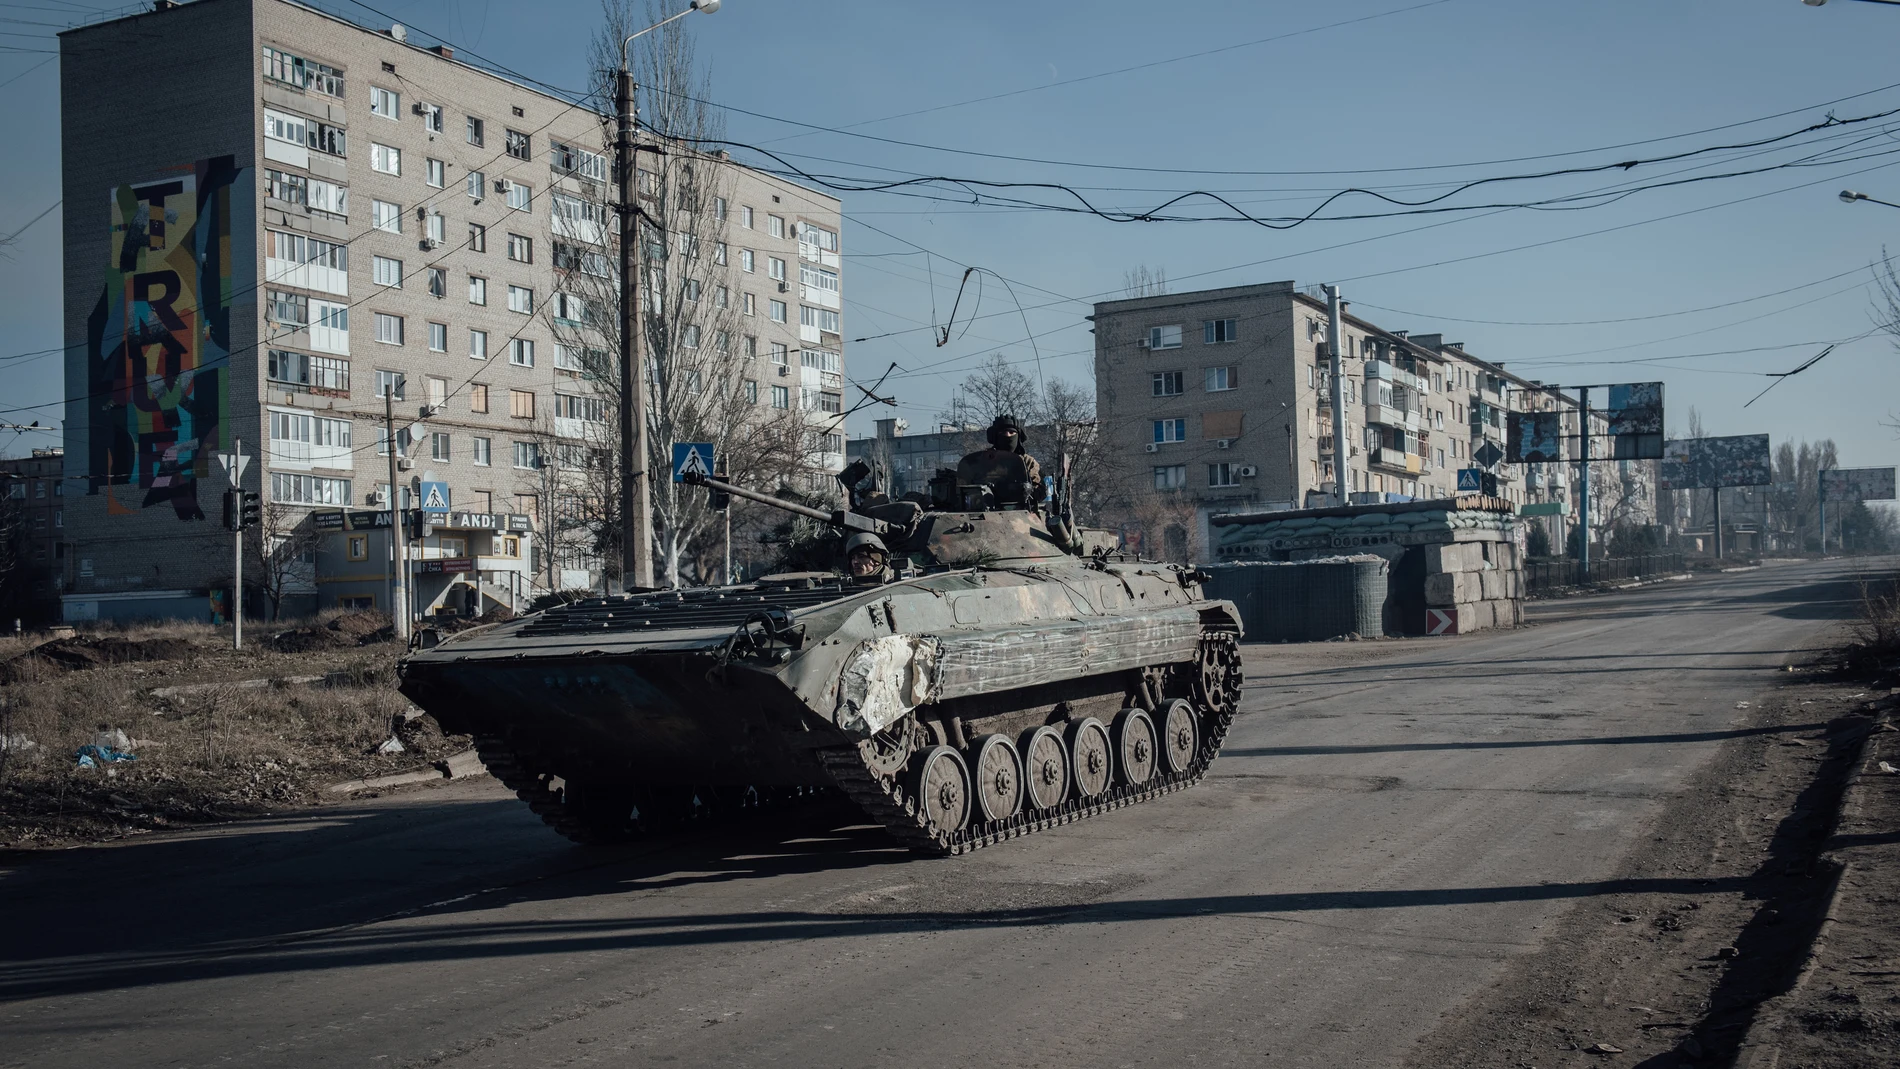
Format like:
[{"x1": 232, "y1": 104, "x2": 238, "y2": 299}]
[
  {"x1": 245, "y1": 501, "x2": 320, "y2": 620},
  {"x1": 558, "y1": 0, "x2": 814, "y2": 588},
  {"x1": 1122, "y1": 264, "x2": 1169, "y2": 298},
  {"x1": 937, "y1": 353, "x2": 1043, "y2": 429}
]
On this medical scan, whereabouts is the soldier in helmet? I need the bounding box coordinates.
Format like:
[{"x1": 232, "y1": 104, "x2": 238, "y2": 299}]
[
  {"x1": 956, "y1": 415, "x2": 1046, "y2": 507},
  {"x1": 844, "y1": 531, "x2": 893, "y2": 584}
]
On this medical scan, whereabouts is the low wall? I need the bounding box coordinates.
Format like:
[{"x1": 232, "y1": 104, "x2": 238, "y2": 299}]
[
  {"x1": 1204, "y1": 555, "x2": 1388, "y2": 642},
  {"x1": 1210, "y1": 494, "x2": 1521, "y2": 636}
]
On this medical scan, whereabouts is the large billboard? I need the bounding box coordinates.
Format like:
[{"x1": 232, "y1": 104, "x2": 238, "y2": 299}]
[
  {"x1": 1603, "y1": 381, "x2": 1664, "y2": 459},
  {"x1": 86, "y1": 156, "x2": 242, "y2": 521},
  {"x1": 1505, "y1": 411, "x2": 1564, "y2": 464},
  {"x1": 1821, "y1": 467, "x2": 1898, "y2": 502},
  {"x1": 1658, "y1": 434, "x2": 1773, "y2": 490}
]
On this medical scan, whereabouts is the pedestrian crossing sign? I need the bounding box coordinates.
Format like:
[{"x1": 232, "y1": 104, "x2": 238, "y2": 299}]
[
  {"x1": 1456, "y1": 468, "x2": 1483, "y2": 493},
  {"x1": 419, "y1": 481, "x2": 450, "y2": 513},
  {"x1": 672, "y1": 442, "x2": 715, "y2": 483}
]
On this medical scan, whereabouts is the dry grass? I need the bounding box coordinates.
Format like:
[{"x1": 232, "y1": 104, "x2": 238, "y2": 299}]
[
  {"x1": 1851, "y1": 577, "x2": 1900, "y2": 664},
  {"x1": 0, "y1": 617, "x2": 468, "y2": 850}
]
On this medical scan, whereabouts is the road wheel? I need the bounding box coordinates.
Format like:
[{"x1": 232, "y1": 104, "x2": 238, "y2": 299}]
[
  {"x1": 1019, "y1": 725, "x2": 1071, "y2": 811},
  {"x1": 1068, "y1": 717, "x2": 1114, "y2": 799},
  {"x1": 1159, "y1": 699, "x2": 1199, "y2": 775},
  {"x1": 913, "y1": 745, "x2": 971, "y2": 835},
  {"x1": 970, "y1": 734, "x2": 1024, "y2": 823},
  {"x1": 1115, "y1": 708, "x2": 1157, "y2": 787}
]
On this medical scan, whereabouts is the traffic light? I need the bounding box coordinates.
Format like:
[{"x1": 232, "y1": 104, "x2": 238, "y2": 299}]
[
  {"x1": 709, "y1": 456, "x2": 730, "y2": 511},
  {"x1": 223, "y1": 489, "x2": 241, "y2": 531},
  {"x1": 1480, "y1": 472, "x2": 1499, "y2": 497},
  {"x1": 240, "y1": 492, "x2": 261, "y2": 528},
  {"x1": 407, "y1": 509, "x2": 434, "y2": 541}
]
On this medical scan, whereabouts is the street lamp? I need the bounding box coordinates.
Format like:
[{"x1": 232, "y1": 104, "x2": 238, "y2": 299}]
[
  {"x1": 613, "y1": 0, "x2": 720, "y2": 592},
  {"x1": 1840, "y1": 189, "x2": 1900, "y2": 209}
]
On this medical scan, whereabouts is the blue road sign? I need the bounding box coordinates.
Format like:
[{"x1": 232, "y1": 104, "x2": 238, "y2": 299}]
[
  {"x1": 418, "y1": 480, "x2": 451, "y2": 513},
  {"x1": 672, "y1": 442, "x2": 715, "y2": 482},
  {"x1": 1456, "y1": 468, "x2": 1483, "y2": 493}
]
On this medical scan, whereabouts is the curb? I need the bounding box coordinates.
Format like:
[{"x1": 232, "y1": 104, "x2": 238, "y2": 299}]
[
  {"x1": 325, "y1": 748, "x2": 487, "y2": 794},
  {"x1": 1734, "y1": 699, "x2": 1895, "y2": 1068}
]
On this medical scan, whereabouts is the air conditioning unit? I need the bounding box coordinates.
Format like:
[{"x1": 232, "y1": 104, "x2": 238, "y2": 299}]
[
  {"x1": 398, "y1": 457, "x2": 416, "y2": 472},
  {"x1": 368, "y1": 489, "x2": 389, "y2": 506},
  {"x1": 411, "y1": 102, "x2": 428, "y2": 116},
  {"x1": 1238, "y1": 465, "x2": 1258, "y2": 478},
  {"x1": 1145, "y1": 443, "x2": 1159, "y2": 453},
  {"x1": 777, "y1": 365, "x2": 789, "y2": 376},
  {"x1": 1216, "y1": 438, "x2": 1232, "y2": 449},
  {"x1": 1137, "y1": 337, "x2": 1149, "y2": 349},
  {"x1": 777, "y1": 281, "x2": 789, "y2": 293},
  {"x1": 420, "y1": 238, "x2": 439, "y2": 251},
  {"x1": 493, "y1": 179, "x2": 509, "y2": 192}
]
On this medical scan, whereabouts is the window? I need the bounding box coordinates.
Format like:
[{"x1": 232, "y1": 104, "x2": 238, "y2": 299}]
[
  {"x1": 1152, "y1": 371, "x2": 1183, "y2": 397},
  {"x1": 375, "y1": 369, "x2": 407, "y2": 399},
  {"x1": 309, "y1": 121, "x2": 346, "y2": 157},
  {"x1": 513, "y1": 441, "x2": 541, "y2": 469},
  {"x1": 267, "y1": 349, "x2": 349, "y2": 394},
  {"x1": 768, "y1": 215, "x2": 785, "y2": 238},
  {"x1": 745, "y1": 336, "x2": 758, "y2": 357},
  {"x1": 1153, "y1": 465, "x2": 1187, "y2": 491},
  {"x1": 1204, "y1": 318, "x2": 1237, "y2": 344},
  {"x1": 819, "y1": 391, "x2": 842, "y2": 414},
  {"x1": 371, "y1": 199, "x2": 403, "y2": 233},
  {"x1": 262, "y1": 46, "x2": 344, "y2": 96},
  {"x1": 768, "y1": 299, "x2": 787, "y2": 323},
  {"x1": 425, "y1": 157, "x2": 446, "y2": 189},
  {"x1": 1148, "y1": 324, "x2": 1183, "y2": 350},
  {"x1": 505, "y1": 181, "x2": 531, "y2": 211},
  {"x1": 712, "y1": 197, "x2": 728, "y2": 221},
  {"x1": 820, "y1": 309, "x2": 840, "y2": 334},
  {"x1": 276, "y1": 410, "x2": 354, "y2": 455},
  {"x1": 770, "y1": 385, "x2": 790, "y2": 409},
  {"x1": 263, "y1": 168, "x2": 307, "y2": 205},
  {"x1": 419, "y1": 102, "x2": 443, "y2": 133},
  {"x1": 770, "y1": 342, "x2": 789, "y2": 365},
  {"x1": 743, "y1": 293, "x2": 756, "y2": 316},
  {"x1": 426, "y1": 213, "x2": 445, "y2": 245},
  {"x1": 468, "y1": 276, "x2": 487, "y2": 305},
  {"x1": 510, "y1": 338, "x2": 535, "y2": 367},
  {"x1": 469, "y1": 384, "x2": 490, "y2": 415},
  {"x1": 472, "y1": 436, "x2": 491, "y2": 465},
  {"x1": 1153, "y1": 418, "x2": 1187, "y2": 444},
  {"x1": 741, "y1": 249, "x2": 755, "y2": 273},
  {"x1": 505, "y1": 128, "x2": 531, "y2": 160},
  {"x1": 714, "y1": 331, "x2": 731, "y2": 353},
  {"x1": 744, "y1": 379, "x2": 758, "y2": 404},
  {"x1": 466, "y1": 171, "x2": 486, "y2": 202},
  {"x1": 508, "y1": 285, "x2": 534, "y2": 314},
  {"x1": 799, "y1": 224, "x2": 839, "y2": 256},
  {"x1": 431, "y1": 432, "x2": 452, "y2": 461},
  {"x1": 466, "y1": 115, "x2": 485, "y2": 146},
  {"x1": 799, "y1": 263, "x2": 840, "y2": 294},
  {"x1": 554, "y1": 394, "x2": 605, "y2": 422},
  {"x1": 374, "y1": 313, "x2": 404, "y2": 346},
  {"x1": 267, "y1": 289, "x2": 308, "y2": 326},
  {"x1": 507, "y1": 233, "x2": 533, "y2": 263},
  {"x1": 715, "y1": 285, "x2": 730, "y2": 309},
  {"x1": 509, "y1": 389, "x2": 535, "y2": 419},
  {"x1": 370, "y1": 142, "x2": 401, "y2": 175},
  {"x1": 555, "y1": 343, "x2": 583, "y2": 372},
  {"x1": 714, "y1": 242, "x2": 728, "y2": 266},
  {"x1": 768, "y1": 256, "x2": 787, "y2": 281},
  {"x1": 548, "y1": 140, "x2": 607, "y2": 181},
  {"x1": 742, "y1": 205, "x2": 755, "y2": 229},
  {"x1": 271, "y1": 473, "x2": 352, "y2": 505},
  {"x1": 1205, "y1": 366, "x2": 1238, "y2": 392},
  {"x1": 427, "y1": 268, "x2": 446, "y2": 299},
  {"x1": 554, "y1": 292, "x2": 590, "y2": 324},
  {"x1": 370, "y1": 86, "x2": 399, "y2": 119},
  {"x1": 347, "y1": 535, "x2": 368, "y2": 561},
  {"x1": 1208, "y1": 463, "x2": 1240, "y2": 488},
  {"x1": 682, "y1": 325, "x2": 700, "y2": 349},
  {"x1": 469, "y1": 329, "x2": 488, "y2": 360},
  {"x1": 467, "y1": 222, "x2": 486, "y2": 252},
  {"x1": 683, "y1": 279, "x2": 700, "y2": 302},
  {"x1": 373, "y1": 255, "x2": 403, "y2": 287},
  {"x1": 423, "y1": 322, "x2": 447, "y2": 352},
  {"x1": 554, "y1": 241, "x2": 610, "y2": 277}
]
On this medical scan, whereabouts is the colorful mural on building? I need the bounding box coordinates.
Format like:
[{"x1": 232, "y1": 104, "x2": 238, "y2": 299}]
[{"x1": 86, "y1": 156, "x2": 241, "y2": 521}]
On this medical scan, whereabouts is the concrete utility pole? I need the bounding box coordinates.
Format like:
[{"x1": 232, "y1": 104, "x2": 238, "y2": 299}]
[
  {"x1": 1577, "y1": 388, "x2": 1591, "y2": 584},
  {"x1": 1323, "y1": 284, "x2": 1349, "y2": 507},
  {"x1": 232, "y1": 437, "x2": 243, "y2": 651},
  {"x1": 385, "y1": 393, "x2": 409, "y2": 643},
  {"x1": 1712, "y1": 487, "x2": 1725, "y2": 560},
  {"x1": 1818, "y1": 467, "x2": 1828, "y2": 553},
  {"x1": 613, "y1": 3, "x2": 715, "y2": 592}
]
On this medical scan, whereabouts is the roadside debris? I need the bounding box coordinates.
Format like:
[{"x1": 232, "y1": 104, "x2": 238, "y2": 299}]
[{"x1": 74, "y1": 744, "x2": 136, "y2": 768}]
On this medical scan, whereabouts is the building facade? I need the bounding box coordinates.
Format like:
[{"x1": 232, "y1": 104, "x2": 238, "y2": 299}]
[
  {"x1": 57, "y1": 0, "x2": 842, "y2": 621},
  {"x1": 1092, "y1": 281, "x2": 1625, "y2": 561},
  {"x1": 0, "y1": 449, "x2": 67, "y2": 621}
]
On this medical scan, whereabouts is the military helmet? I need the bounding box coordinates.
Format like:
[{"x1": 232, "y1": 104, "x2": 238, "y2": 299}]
[
  {"x1": 986, "y1": 414, "x2": 1026, "y2": 449},
  {"x1": 844, "y1": 531, "x2": 888, "y2": 557}
]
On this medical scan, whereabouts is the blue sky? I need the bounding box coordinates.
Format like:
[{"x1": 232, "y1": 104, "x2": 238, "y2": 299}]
[{"x1": 3, "y1": 0, "x2": 1898, "y2": 486}]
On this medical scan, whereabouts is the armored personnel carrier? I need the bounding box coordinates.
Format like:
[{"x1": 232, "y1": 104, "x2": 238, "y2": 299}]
[{"x1": 398, "y1": 472, "x2": 1244, "y2": 855}]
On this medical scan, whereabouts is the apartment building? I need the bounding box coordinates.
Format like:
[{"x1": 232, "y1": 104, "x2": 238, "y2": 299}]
[
  {"x1": 844, "y1": 418, "x2": 1063, "y2": 500},
  {"x1": 57, "y1": 0, "x2": 843, "y2": 621},
  {"x1": 1092, "y1": 281, "x2": 1593, "y2": 560},
  {"x1": 1, "y1": 449, "x2": 67, "y2": 620}
]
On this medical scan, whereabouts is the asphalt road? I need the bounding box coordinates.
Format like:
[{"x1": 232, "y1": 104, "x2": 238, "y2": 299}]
[{"x1": 0, "y1": 558, "x2": 1882, "y2": 1069}]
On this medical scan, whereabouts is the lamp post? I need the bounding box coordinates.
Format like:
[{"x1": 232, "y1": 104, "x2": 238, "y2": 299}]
[
  {"x1": 1840, "y1": 189, "x2": 1900, "y2": 209},
  {"x1": 615, "y1": 0, "x2": 720, "y2": 593}
]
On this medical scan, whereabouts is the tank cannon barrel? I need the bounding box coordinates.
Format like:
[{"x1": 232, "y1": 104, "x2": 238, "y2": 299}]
[{"x1": 681, "y1": 470, "x2": 886, "y2": 534}]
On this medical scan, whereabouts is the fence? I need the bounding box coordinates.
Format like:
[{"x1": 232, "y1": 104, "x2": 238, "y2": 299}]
[{"x1": 1524, "y1": 553, "x2": 1685, "y2": 594}]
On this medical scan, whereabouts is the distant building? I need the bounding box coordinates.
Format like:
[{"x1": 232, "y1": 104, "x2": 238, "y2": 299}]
[
  {"x1": 0, "y1": 448, "x2": 66, "y2": 620},
  {"x1": 1091, "y1": 280, "x2": 1626, "y2": 560},
  {"x1": 56, "y1": 0, "x2": 843, "y2": 620},
  {"x1": 846, "y1": 418, "x2": 1058, "y2": 501}
]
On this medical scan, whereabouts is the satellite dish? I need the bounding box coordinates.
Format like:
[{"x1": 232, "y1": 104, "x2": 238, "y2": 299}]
[{"x1": 391, "y1": 23, "x2": 408, "y2": 41}]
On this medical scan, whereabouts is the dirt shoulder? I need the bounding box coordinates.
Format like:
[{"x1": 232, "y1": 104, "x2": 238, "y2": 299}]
[
  {"x1": 0, "y1": 616, "x2": 473, "y2": 852},
  {"x1": 1403, "y1": 654, "x2": 1896, "y2": 1068}
]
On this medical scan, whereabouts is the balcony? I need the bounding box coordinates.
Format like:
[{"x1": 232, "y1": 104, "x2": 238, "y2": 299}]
[
  {"x1": 1370, "y1": 447, "x2": 1423, "y2": 474},
  {"x1": 1364, "y1": 402, "x2": 1419, "y2": 431},
  {"x1": 1365, "y1": 360, "x2": 1428, "y2": 395}
]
